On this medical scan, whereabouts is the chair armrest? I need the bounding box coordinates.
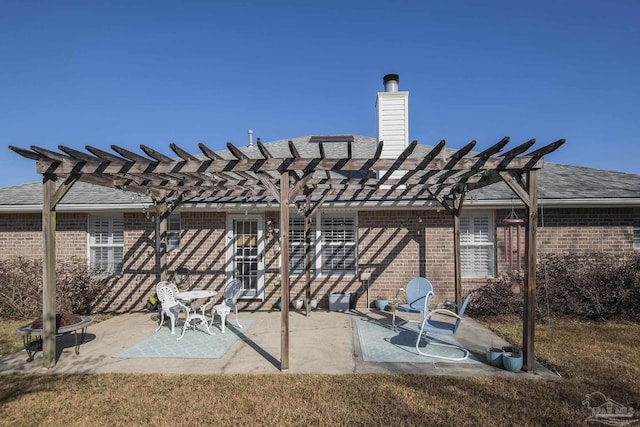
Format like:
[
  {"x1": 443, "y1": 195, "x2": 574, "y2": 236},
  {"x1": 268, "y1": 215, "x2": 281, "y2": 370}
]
[
  {"x1": 426, "y1": 308, "x2": 462, "y2": 321},
  {"x1": 393, "y1": 288, "x2": 406, "y2": 305},
  {"x1": 434, "y1": 301, "x2": 458, "y2": 311},
  {"x1": 423, "y1": 291, "x2": 434, "y2": 313}
]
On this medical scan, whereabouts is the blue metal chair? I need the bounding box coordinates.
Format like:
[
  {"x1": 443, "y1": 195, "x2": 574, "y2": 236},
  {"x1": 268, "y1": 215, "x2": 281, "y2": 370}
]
[
  {"x1": 392, "y1": 277, "x2": 434, "y2": 330},
  {"x1": 415, "y1": 292, "x2": 474, "y2": 360}
]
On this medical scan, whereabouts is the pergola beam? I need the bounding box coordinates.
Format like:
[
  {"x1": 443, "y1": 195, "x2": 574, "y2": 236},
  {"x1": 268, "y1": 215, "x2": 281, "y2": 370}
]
[{"x1": 31, "y1": 153, "x2": 548, "y2": 176}]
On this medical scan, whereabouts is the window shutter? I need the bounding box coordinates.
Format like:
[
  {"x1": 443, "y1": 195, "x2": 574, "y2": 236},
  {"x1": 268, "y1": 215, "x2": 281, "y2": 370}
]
[
  {"x1": 460, "y1": 211, "x2": 495, "y2": 278},
  {"x1": 91, "y1": 218, "x2": 110, "y2": 245},
  {"x1": 460, "y1": 217, "x2": 471, "y2": 243},
  {"x1": 474, "y1": 216, "x2": 490, "y2": 243},
  {"x1": 289, "y1": 215, "x2": 315, "y2": 273},
  {"x1": 167, "y1": 213, "x2": 180, "y2": 251},
  {"x1": 112, "y1": 217, "x2": 124, "y2": 245}
]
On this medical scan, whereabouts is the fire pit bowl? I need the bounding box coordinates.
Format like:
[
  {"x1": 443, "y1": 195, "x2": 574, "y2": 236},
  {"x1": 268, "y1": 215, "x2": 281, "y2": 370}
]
[{"x1": 16, "y1": 314, "x2": 93, "y2": 362}]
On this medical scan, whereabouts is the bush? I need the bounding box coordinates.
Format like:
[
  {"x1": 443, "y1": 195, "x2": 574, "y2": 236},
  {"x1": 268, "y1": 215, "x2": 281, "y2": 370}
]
[
  {"x1": 0, "y1": 257, "x2": 108, "y2": 319},
  {"x1": 468, "y1": 253, "x2": 640, "y2": 322},
  {"x1": 467, "y1": 271, "x2": 524, "y2": 317}
]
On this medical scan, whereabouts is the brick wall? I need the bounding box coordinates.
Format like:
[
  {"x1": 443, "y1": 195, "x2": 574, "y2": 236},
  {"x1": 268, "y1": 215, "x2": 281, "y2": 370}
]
[
  {"x1": 536, "y1": 207, "x2": 635, "y2": 255},
  {"x1": 0, "y1": 212, "x2": 87, "y2": 261},
  {"x1": 1, "y1": 206, "x2": 637, "y2": 312},
  {"x1": 99, "y1": 211, "x2": 230, "y2": 312}
]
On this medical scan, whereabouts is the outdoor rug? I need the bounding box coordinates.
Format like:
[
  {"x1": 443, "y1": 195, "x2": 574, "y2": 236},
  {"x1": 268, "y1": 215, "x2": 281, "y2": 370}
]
[
  {"x1": 356, "y1": 319, "x2": 480, "y2": 363},
  {"x1": 113, "y1": 319, "x2": 254, "y2": 359}
]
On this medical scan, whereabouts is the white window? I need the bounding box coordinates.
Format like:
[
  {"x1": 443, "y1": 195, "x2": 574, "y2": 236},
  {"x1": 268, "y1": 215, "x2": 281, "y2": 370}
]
[
  {"x1": 167, "y1": 213, "x2": 181, "y2": 251},
  {"x1": 460, "y1": 211, "x2": 495, "y2": 278},
  {"x1": 89, "y1": 214, "x2": 124, "y2": 277},
  {"x1": 320, "y1": 213, "x2": 357, "y2": 274},
  {"x1": 634, "y1": 216, "x2": 640, "y2": 251},
  {"x1": 287, "y1": 212, "x2": 357, "y2": 276},
  {"x1": 289, "y1": 214, "x2": 316, "y2": 274}
]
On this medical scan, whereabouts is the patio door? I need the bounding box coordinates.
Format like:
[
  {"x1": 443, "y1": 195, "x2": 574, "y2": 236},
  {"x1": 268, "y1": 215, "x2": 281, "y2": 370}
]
[{"x1": 226, "y1": 216, "x2": 265, "y2": 299}]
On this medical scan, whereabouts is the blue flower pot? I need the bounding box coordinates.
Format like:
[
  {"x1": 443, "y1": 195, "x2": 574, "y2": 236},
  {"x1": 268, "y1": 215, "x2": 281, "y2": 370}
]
[
  {"x1": 486, "y1": 347, "x2": 504, "y2": 368},
  {"x1": 503, "y1": 351, "x2": 523, "y2": 372},
  {"x1": 375, "y1": 299, "x2": 389, "y2": 311}
]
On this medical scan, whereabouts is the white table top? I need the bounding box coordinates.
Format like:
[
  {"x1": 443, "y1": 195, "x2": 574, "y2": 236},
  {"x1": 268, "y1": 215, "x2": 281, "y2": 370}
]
[{"x1": 176, "y1": 289, "x2": 217, "y2": 299}]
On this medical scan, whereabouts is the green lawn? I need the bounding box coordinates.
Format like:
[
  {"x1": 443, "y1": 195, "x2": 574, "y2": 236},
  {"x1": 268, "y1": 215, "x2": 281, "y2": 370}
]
[{"x1": 0, "y1": 317, "x2": 638, "y2": 426}]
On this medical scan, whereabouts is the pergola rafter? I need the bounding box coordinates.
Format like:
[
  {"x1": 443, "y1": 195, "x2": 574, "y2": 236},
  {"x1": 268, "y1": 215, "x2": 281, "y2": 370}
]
[{"x1": 9, "y1": 136, "x2": 565, "y2": 372}]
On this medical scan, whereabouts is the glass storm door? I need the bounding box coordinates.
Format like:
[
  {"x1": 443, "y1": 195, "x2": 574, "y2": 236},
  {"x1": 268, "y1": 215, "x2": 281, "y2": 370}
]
[{"x1": 227, "y1": 217, "x2": 264, "y2": 299}]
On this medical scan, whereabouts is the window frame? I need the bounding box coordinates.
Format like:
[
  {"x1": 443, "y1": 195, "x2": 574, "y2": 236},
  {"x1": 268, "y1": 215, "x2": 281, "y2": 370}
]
[
  {"x1": 460, "y1": 210, "x2": 495, "y2": 279},
  {"x1": 287, "y1": 211, "x2": 358, "y2": 277},
  {"x1": 88, "y1": 213, "x2": 124, "y2": 277},
  {"x1": 166, "y1": 213, "x2": 181, "y2": 252},
  {"x1": 320, "y1": 213, "x2": 357, "y2": 275}
]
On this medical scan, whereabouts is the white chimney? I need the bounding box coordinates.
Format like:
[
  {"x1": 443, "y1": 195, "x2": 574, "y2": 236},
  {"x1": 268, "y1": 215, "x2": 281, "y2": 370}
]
[
  {"x1": 248, "y1": 129, "x2": 254, "y2": 146},
  {"x1": 376, "y1": 74, "x2": 409, "y2": 180}
]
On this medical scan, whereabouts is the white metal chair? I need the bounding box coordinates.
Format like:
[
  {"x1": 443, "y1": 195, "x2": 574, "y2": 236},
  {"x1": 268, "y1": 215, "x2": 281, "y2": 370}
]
[
  {"x1": 210, "y1": 278, "x2": 243, "y2": 333},
  {"x1": 155, "y1": 281, "x2": 188, "y2": 334},
  {"x1": 392, "y1": 277, "x2": 434, "y2": 330},
  {"x1": 414, "y1": 292, "x2": 474, "y2": 360}
]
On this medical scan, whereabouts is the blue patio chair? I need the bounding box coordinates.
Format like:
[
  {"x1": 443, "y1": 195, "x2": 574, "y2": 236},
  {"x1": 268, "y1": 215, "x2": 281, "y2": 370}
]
[
  {"x1": 414, "y1": 291, "x2": 474, "y2": 360},
  {"x1": 155, "y1": 281, "x2": 188, "y2": 334},
  {"x1": 392, "y1": 277, "x2": 434, "y2": 330}
]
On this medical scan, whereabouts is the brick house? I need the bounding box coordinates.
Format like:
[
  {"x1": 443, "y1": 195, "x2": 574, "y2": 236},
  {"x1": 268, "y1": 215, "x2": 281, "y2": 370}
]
[{"x1": 2, "y1": 75, "x2": 640, "y2": 314}]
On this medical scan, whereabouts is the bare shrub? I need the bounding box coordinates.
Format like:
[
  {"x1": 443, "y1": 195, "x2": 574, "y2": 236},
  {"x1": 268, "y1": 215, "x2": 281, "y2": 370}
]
[
  {"x1": 466, "y1": 272, "x2": 523, "y2": 317},
  {"x1": 539, "y1": 252, "x2": 640, "y2": 321},
  {"x1": 468, "y1": 253, "x2": 640, "y2": 322},
  {"x1": 0, "y1": 257, "x2": 41, "y2": 319},
  {"x1": 0, "y1": 257, "x2": 108, "y2": 319}
]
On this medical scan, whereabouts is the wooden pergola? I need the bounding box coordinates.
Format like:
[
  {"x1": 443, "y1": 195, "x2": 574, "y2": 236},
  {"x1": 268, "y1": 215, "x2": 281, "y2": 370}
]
[{"x1": 10, "y1": 135, "x2": 565, "y2": 371}]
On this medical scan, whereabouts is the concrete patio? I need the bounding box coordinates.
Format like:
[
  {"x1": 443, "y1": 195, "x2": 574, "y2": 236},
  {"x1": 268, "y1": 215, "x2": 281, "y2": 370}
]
[{"x1": 0, "y1": 309, "x2": 557, "y2": 378}]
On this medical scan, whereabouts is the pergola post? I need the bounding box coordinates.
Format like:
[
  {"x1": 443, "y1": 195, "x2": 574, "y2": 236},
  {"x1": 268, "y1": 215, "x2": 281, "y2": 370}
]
[
  {"x1": 158, "y1": 206, "x2": 169, "y2": 282},
  {"x1": 452, "y1": 196, "x2": 464, "y2": 308},
  {"x1": 523, "y1": 170, "x2": 538, "y2": 372},
  {"x1": 304, "y1": 190, "x2": 312, "y2": 317},
  {"x1": 279, "y1": 171, "x2": 290, "y2": 371},
  {"x1": 42, "y1": 175, "x2": 57, "y2": 369}
]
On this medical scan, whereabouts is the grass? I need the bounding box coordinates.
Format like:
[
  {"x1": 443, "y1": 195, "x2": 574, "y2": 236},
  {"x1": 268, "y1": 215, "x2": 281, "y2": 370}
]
[
  {"x1": 0, "y1": 319, "x2": 27, "y2": 359},
  {"x1": 0, "y1": 317, "x2": 638, "y2": 426}
]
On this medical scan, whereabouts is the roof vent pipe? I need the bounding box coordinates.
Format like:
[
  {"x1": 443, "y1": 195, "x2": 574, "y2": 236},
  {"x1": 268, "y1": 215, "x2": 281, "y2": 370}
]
[
  {"x1": 383, "y1": 73, "x2": 399, "y2": 93},
  {"x1": 248, "y1": 129, "x2": 253, "y2": 146}
]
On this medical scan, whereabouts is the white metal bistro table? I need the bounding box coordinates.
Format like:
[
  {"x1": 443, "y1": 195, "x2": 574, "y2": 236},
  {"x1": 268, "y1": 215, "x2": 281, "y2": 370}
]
[{"x1": 175, "y1": 289, "x2": 217, "y2": 340}]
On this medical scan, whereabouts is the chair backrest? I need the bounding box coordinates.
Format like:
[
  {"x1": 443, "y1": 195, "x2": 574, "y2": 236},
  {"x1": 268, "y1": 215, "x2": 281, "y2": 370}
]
[
  {"x1": 156, "y1": 281, "x2": 179, "y2": 307},
  {"x1": 452, "y1": 292, "x2": 474, "y2": 334},
  {"x1": 223, "y1": 278, "x2": 243, "y2": 307},
  {"x1": 405, "y1": 277, "x2": 434, "y2": 311}
]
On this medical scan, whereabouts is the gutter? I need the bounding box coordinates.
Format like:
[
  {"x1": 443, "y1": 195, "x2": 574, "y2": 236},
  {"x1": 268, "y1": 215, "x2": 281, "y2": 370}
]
[{"x1": 1, "y1": 198, "x2": 638, "y2": 214}]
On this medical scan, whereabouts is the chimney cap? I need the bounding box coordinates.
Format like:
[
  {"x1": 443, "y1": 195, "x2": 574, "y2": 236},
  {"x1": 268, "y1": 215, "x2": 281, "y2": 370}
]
[{"x1": 383, "y1": 73, "x2": 399, "y2": 84}]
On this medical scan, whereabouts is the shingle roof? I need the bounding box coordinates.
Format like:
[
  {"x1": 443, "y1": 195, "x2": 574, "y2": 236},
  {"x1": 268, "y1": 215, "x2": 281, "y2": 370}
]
[
  {"x1": 2, "y1": 135, "x2": 639, "y2": 208},
  {"x1": 0, "y1": 181, "x2": 150, "y2": 207}
]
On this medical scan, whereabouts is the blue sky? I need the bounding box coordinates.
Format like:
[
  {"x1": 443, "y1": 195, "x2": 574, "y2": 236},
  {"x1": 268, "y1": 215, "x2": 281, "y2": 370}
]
[{"x1": 1, "y1": 0, "x2": 639, "y2": 187}]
